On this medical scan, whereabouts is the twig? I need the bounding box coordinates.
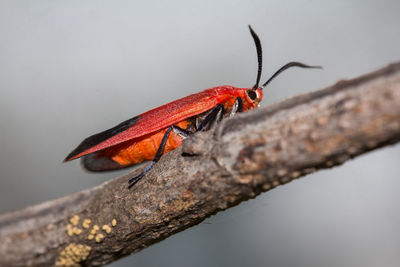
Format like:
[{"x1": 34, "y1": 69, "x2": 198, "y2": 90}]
[{"x1": 1, "y1": 62, "x2": 400, "y2": 267}]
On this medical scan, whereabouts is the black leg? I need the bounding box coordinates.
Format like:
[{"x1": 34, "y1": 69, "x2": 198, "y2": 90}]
[
  {"x1": 128, "y1": 127, "x2": 174, "y2": 187},
  {"x1": 171, "y1": 125, "x2": 192, "y2": 139},
  {"x1": 230, "y1": 97, "x2": 243, "y2": 117},
  {"x1": 237, "y1": 97, "x2": 243, "y2": 112},
  {"x1": 128, "y1": 125, "x2": 194, "y2": 188},
  {"x1": 197, "y1": 104, "x2": 225, "y2": 131}
]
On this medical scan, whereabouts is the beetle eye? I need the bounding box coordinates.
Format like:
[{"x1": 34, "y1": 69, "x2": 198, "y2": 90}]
[{"x1": 247, "y1": 90, "x2": 257, "y2": 101}]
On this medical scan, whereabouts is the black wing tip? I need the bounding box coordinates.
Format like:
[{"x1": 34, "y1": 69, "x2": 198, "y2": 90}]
[
  {"x1": 63, "y1": 140, "x2": 89, "y2": 162},
  {"x1": 63, "y1": 115, "x2": 140, "y2": 163},
  {"x1": 63, "y1": 152, "x2": 76, "y2": 163},
  {"x1": 63, "y1": 154, "x2": 76, "y2": 163}
]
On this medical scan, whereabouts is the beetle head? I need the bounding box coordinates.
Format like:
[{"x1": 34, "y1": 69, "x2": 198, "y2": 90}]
[{"x1": 245, "y1": 87, "x2": 263, "y2": 108}]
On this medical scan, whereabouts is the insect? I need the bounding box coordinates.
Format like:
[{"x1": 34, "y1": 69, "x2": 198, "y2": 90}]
[{"x1": 64, "y1": 26, "x2": 321, "y2": 187}]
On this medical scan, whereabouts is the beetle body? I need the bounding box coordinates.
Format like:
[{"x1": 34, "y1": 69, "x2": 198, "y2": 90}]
[
  {"x1": 64, "y1": 26, "x2": 320, "y2": 187},
  {"x1": 65, "y1": 86, "x2": 262, "y2": 171}
]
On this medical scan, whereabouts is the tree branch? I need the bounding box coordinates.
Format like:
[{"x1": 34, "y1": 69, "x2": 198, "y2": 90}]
[{"x1": 1, "y1": 62, "x2": 400, "y2": 267}]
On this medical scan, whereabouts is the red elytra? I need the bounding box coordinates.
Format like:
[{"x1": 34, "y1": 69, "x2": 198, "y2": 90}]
[{"x1": 64, "y1": 26, "x2": 320, "y2": 186}]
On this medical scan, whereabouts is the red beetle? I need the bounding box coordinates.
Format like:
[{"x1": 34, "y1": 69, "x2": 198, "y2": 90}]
[{"x1": 64, "y1": 26, "x2": 320, "y2": 187}]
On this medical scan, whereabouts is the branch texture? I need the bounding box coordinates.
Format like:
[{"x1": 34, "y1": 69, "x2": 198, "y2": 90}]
[{"x1": 1, "y1": 63, "x2": 400, "y2": 266}]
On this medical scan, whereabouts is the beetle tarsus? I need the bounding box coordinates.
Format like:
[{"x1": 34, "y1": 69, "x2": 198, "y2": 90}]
[{"x1": 128, "y1": 163, "x2": 152, "y2": 188}]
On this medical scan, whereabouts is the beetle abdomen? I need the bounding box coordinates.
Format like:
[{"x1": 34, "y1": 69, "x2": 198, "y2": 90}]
[{"x1": 96, "y1": 120, "x2": 190, "y2": 167}]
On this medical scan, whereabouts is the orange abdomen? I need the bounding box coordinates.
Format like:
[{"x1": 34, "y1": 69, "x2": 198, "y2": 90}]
[{"x1": 99, "y1": 120, "x2": 189, "y2": 166}]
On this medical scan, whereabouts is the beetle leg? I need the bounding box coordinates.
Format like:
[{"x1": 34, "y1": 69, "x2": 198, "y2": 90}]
[
  {"x1": 197, "y1": 104, "x2": 225, "y2": 131},
  {"x1": 230, "y1": 97, "x2": 243, "y2": 117},
  {"x1": 216, "y1": 105, "x2": 224, "y2": 122},
  {"x1": 172, "y1": 125, "x2": 192, "y2": 139},
  {"x1": 128, "y1": 126, "x2": 173, "y2": 187},
  {"x1": 128, "y1": 125, "x2": 192, "y2": 187}
]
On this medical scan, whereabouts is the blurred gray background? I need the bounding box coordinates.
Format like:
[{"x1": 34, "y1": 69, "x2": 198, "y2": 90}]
[{"x1": 1, "y1": 1, "x2": 399, "y2": 266}]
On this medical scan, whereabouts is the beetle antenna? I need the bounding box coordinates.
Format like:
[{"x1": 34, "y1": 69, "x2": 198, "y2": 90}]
[
  {"x1": 261, "y1": 62, "x2": 321, "y2": 89},
  {"x1": 248, "y1": 25, "x2": 262, "y2": 91}
]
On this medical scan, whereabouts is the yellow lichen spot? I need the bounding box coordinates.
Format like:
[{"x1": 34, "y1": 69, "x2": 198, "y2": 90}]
[
  {"x1": 111, "y1": 219, "x2": 117, "y2": 227},
  {"x1": 277, "y1": 169, "x2": 288, "y2": 177},
  {"x1": 87, "y1": 234, "x2": 94, "y2": 240},
  {"x1": 73, "y1": 227, "x2": 82, "y2": 235},
  {"x1": 69, "y1": 215, "x2": 80, "y2": 226},
  {"x1": 291, "y1": 171, "x2": 300, "y2": 179},
  {"x1": 90, "y1": 225, "x2": 99, "y2": 235},
  {"x1": 272, "y1": 180, "x2": 280, "y2": 187},
  {"x1": 95, "y1": 233, "x2": 105, "y2": 243},
  {"x1": 56, "y1": 243, "x2": 91, "y2": 267},
  {"x1": 325, "y1": 160, "x2": 334, "y2": 167},
  {"x1": 66, "y1": 224, "x2": 74, "y2": 237},
  {"x1": 82, "y1": 219, "x2": 91, "y2": 229},
  {"x1": 262, "y1": 183, "x2": 271, "y2": 190},
  {"x1": 102, "y1": 225, "x2": 112, "y2": 234}
]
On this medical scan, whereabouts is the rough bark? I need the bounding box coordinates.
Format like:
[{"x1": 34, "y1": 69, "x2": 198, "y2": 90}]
[{"x1": 1, "y1": 62, "x2": 400, "y2": 267}]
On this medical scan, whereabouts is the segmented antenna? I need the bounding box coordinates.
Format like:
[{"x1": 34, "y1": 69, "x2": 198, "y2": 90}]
[
  {"x1": 262, "y1": 62, "x2": 321, "y2": 89},
  {"x1": 248, "y1": 25, "x2": 263, "y2": 90}
]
